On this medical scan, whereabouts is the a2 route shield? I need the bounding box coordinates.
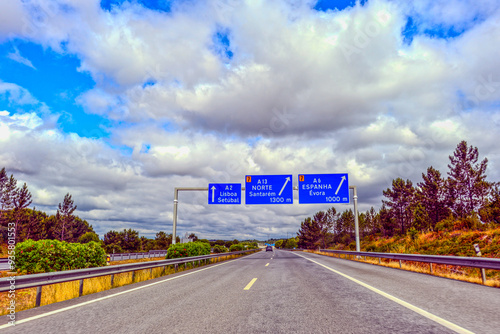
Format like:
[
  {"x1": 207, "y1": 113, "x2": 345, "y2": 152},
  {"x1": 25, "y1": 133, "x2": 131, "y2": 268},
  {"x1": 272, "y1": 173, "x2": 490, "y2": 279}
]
[{"x1": 208, "y1": 183, "x2": 241, "y2": 204}]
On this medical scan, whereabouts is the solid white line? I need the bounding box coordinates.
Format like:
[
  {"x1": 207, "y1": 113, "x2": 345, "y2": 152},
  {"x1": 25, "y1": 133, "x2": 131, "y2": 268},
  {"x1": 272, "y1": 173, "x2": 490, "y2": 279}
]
[
  {"x1": 1, "y1": 252, "x2": 261, "y2": 329},
  {"x1": 294, "y1": 253, "x2": 474, "y2": 334}
]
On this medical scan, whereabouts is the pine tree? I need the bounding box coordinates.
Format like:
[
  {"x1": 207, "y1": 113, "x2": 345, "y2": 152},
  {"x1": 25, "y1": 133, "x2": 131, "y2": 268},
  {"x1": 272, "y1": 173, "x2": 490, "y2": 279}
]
[
  {"x1": 0, "y1": 168, "x2": 7, "y2": 203},
  {"x1": 103, "y1": 230, "x2": 123, "y2": 253},
  {"x1": 56, "y1": 193, "x2": 77, "y2": 241},
  {"x1": 121, "y1": 228, "x2": 140, "y2": 252},
  {"x1": 479, "y1": 183, "x2": 500, "y2": 225},
  {"x1": 365, "y1": 207, "x2": 380, "y2": 235},
  {"x1": 336, "y1": 209, "x2": 355, "y2": 244},
  {"x1": 14, "y1": 183, "x2": 32, "y2": 210},
  {"x1": 155, "y1": 231, "x2": 172, "y2": 249},
  {"x1": 447, "y1": 141, "x2": 490, "y2": 218},
  {"x1": 417, "y1": 167, "x2": 450, "y2": 229},
  {"x1": 297, "y1": 217, "x2": 322, "y2": 249},
  {"x1": 1, "y1": 175, "x2": 18, "y2": 211},
  {"x1": 313, "y1": 210, "x2": 334, "y2": 249},
  {"x1": 382, "y1": 178, "x2": 415, "y2": 234},
  {"x1": 25, "y1": 209, "x2": 50, "y2": 241},
  {"x1": 379, "y1": 204, "x2": 396, "y2": 236}
]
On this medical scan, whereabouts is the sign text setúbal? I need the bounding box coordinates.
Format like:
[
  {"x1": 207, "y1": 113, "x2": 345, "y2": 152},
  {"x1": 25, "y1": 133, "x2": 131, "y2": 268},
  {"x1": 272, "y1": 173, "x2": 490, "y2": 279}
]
[{"x1": 208, "y1": 183, "x2": 241, "y2": 204}]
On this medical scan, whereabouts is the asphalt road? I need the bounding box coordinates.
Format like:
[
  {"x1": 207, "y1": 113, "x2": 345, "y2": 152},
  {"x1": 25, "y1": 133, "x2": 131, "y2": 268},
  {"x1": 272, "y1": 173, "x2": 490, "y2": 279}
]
[{"x1": 2, "y1": 250, "x2": 500, "y2": 333}]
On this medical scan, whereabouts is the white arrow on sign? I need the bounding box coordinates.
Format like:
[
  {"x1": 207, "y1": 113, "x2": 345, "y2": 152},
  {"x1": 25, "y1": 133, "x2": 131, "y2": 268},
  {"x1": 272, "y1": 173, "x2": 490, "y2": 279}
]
[
  {"x1": 211, "y1": 185, "x2": 216, "y2": 202},
  {"x1": 278, "y1": 177, "x2": 290, "y2": 196},
  {"x1": 335, "y1": 176, "x2": 346, "y2": 195}
]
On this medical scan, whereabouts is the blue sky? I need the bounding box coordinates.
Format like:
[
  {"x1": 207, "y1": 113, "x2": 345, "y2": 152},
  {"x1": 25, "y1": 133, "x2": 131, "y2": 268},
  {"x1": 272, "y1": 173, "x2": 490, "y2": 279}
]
[
  {"x1": 1, "y1": 0, "x2": 500, "y2": 240},
  {"x1": 0, "y1": 40, "x2": 108, "y2": 137}
]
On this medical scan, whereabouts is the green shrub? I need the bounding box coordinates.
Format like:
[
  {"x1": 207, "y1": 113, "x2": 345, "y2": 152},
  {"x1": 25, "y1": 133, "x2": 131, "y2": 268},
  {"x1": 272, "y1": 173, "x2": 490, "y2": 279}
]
[
  {"x1": 407, "y1": 227, "x2": 419, "y2": 241},
  {"x1": 15, "y1": 239, "x2": 106, "y2": 274},
  {"x1": 78, "y1": 231, "x2": 100, "y2": 243},
  {"x1": 229, "y1": 243, "x2": 244, "y2": 252},
  {"x1": 166, "y1": 242, "x2": 211, "y2": 259},
  {"x1": 212, "y1": 245, "x2": 228, "y2": 253}
]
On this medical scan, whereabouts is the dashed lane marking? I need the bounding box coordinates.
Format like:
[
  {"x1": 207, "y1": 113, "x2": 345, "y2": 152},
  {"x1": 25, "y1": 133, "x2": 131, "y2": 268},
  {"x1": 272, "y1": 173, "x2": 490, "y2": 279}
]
[{"x1": 244, "y1": 278, "x2": 258, "y2": 290}]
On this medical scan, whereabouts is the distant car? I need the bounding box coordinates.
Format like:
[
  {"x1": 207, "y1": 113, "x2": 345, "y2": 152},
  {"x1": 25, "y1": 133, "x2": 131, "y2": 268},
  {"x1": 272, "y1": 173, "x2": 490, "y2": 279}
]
[{"x1": 266, "y1": 246, "x2": 273, "y2": 252}]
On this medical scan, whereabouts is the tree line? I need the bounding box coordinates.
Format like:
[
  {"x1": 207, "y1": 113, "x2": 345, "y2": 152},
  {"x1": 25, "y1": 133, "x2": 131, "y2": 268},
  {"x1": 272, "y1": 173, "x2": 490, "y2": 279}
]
[
  {"x1": 0, "y1": 167, "x2": 198, "y2": 253},
  {"x1": 102, "y1": 231, "x2": 250, "y2": 254},
  {"x1": 297, "y1": 141, "x2": 500, "y2": 249},
  {"x1": 0, "y1": 168, "x2": 96, "y2": 244}
]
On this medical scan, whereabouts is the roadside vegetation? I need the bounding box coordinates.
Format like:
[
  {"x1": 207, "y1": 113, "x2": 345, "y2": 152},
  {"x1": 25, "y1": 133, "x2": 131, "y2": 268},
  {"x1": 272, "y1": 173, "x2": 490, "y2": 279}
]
[{"x1": 292, "y1": 141, "x2": 500, "y2": 286}]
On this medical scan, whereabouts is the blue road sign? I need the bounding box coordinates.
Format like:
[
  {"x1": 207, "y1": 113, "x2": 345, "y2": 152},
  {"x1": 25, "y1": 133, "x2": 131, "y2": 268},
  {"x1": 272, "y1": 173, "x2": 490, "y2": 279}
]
[
  {"x1": 245, "y1": 175, "x2": 293, "y2": 204},
  {"x1": 298, "y1": 173, "x2": 349, "y2": 204},
  {"x1": 208, "y1": 183, "x2": 241, "y2": 204}
]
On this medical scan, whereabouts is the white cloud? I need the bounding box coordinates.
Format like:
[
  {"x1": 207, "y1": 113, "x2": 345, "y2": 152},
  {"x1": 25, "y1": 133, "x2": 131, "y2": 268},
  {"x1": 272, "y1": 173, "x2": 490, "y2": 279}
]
[
  {"x1": 0, "y1": 0, "x2": 28, "y2": 40},
  {"x1": 7, "y1": 47, "x2": 36, "y2": 69},
  {"x1": 0, "y1": 82, "x2": 40, "y2": 106}
]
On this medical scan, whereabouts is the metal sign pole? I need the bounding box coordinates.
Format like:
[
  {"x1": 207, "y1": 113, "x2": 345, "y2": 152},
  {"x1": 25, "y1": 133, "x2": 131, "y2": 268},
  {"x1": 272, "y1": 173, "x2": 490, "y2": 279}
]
[
  {"x1": 350, "y1": 185, "x2": 360, "y2": 252},
  {"x1": 172, "y1": 187, "x2": 208, "y2": 244},
  {"x1": 172, "y1": 188, "x2": 179, "y2": 245}
]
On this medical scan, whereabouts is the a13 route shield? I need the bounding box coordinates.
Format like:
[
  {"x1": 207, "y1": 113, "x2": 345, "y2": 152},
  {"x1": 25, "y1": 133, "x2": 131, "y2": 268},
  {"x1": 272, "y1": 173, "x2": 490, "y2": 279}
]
[
  {"x1": 298, "y1": 173, "x2": 349, "y2": 204},
  {"x1": 245, "y1": 175, "x2": 293, "y2": 204}
]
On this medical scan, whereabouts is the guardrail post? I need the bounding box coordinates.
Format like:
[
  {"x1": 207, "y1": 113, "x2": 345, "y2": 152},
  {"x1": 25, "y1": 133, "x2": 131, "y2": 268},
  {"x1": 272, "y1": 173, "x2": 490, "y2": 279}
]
[
  {"x1": 36, "y1": 286, "x2": 42, "y2": 307},
  {"x1": 111, "y1": 274, "x2": 115, "y2": 288},
  {"x1": 399, "y1": 260, "x2": 402, "y2": 269},
  {"x1": 79, "y1": 279, "x2": 84, "y2": 297},
  {"x1": 429, "y1": 263, "x2": 433, "y2": 274},
  {"x1": 132, "y1": 271, "x2": 136, "y2": 283},
  {"x1": 474, "y1": 244, "x2": 487, "y2": 284}
]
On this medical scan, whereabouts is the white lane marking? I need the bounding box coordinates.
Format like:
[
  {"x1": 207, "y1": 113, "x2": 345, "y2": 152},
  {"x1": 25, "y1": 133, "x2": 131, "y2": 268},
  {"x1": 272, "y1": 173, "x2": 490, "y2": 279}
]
[
  {"x1": 294, "y1": 253, "x2": 474, "y2": 334},
  {"x1": 244, "y1": 278, "x2": 258, "y2": 290},
  {"x1": 1, "y1": 252, "x2": 263, "y2": 329}
]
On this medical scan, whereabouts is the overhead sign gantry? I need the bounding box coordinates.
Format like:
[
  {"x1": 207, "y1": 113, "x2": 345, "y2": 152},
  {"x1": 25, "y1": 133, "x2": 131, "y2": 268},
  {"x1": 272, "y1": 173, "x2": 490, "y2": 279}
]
[{"x1": 172, "y1": 173, "x2": 360, "y2": 252}]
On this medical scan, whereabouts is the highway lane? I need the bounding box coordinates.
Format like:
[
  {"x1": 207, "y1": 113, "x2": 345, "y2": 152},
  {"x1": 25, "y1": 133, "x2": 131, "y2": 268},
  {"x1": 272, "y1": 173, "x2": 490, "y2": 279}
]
[
  {"x1": 2, "y1": 249, "x2": 499, "y2": 333},
  {"x1": 294, "y1": 251, "x2": 500, "y2": 334}
]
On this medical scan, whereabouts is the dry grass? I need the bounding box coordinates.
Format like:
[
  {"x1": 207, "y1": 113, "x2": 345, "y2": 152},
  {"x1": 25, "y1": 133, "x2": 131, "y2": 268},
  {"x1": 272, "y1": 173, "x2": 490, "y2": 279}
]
[
  {"x1": 312, "y1": 250, "x2": 500, "y2": 288},
  {"x1": 0, "y1": 251, "x2": 251, "y2": 315}
]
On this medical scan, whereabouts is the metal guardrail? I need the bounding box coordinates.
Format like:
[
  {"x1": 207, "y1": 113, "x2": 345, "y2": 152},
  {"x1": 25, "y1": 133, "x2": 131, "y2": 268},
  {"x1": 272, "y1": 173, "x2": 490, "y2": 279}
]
[
  {"x1": 109, "y1": 250, "x2": 168, "y2": 262},
  {"x1": 0, "y1": 258, "x2": 9, "y2": 271},
  {"x1": 317, "y1": 249, "x2": 500, "y2": 271},
  {"x1": 0, "y1": 249, "x2": 259, "y2": 295}
]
